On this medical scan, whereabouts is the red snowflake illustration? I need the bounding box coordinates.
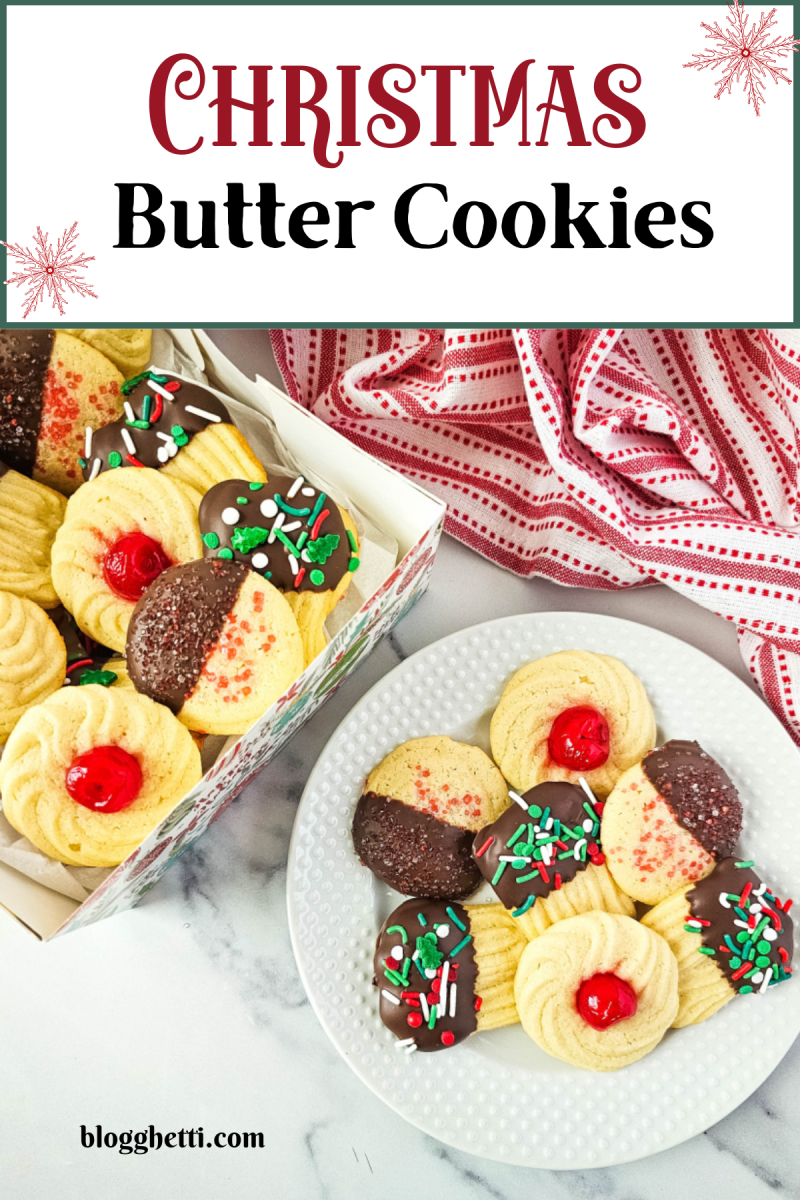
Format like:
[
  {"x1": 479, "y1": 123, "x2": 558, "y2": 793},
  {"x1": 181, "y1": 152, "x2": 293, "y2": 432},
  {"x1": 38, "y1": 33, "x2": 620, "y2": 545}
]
[
  {"x1": 1, "y1": 222, "x2": 97, "y2": 318},
  {"x1": 684, "y1": 0, "x2": 799, "y2": 114}
]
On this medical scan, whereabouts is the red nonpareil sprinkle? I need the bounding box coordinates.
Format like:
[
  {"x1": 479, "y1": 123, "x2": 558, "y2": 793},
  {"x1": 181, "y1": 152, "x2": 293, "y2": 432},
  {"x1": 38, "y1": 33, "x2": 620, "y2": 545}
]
[
  {"x1": 125, "y1": 454, "x2": 146, "y2": 468},
  {"x1": 407, "y1": 1012, "x2": 423, "y2": 1028},
  {"x1": 740, "y1": 881, "x2": 753, "y2": 905},
  {"x1": 294, "y1": 567, "x2": 306, "y2": 587},
  {"x1": 475, "y1": 836, "x2": 494, "y2": 858},
  {"x1": 310, "y1": 508, "x2": 330, "y2": 540},
  {"x1": 537, "y1": 863, "x2": 550, "y2": 883},
  {"x1": 731, "y1": 963, "x2": 751, "y2": 981},
  {"x1": 587, "y1": 842, "x2": 599, "y2": 856},
  {"x1": 554, "y1": 872, "x2": 562, "y2": 890},
  {"x1": 440, "y1": 1030, "x2": 455, "y2": 1047},
  {"x1": 591, "y1": 851, "x2": 606, "y2": 866},
  {"x1": 474, "y1": 996, "x2": 482, "y2": 1011},
  {"x1": 165, "y1": 381, "x2": 181, "y2": 392}
]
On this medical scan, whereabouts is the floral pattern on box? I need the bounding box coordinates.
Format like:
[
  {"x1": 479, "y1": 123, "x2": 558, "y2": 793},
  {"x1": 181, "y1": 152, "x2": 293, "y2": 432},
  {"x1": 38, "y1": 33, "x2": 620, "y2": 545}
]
[{"x1": 53, "y1": 518, "x2": 443, "y2": 937}]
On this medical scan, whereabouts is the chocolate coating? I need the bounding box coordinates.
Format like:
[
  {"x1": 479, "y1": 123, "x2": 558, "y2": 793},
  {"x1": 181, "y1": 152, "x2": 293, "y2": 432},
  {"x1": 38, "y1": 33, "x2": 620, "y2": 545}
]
[
  {"x1": 641, "y1": 740, "x2": 742, "y2": 859},
  {"x1": 198, "y1": 474, "x2": 351, "y2": 594},
  {"x1": 84, "y1": 372, "x2": 231, "y2": 478},
  {"x1": 0, "y1": 458, "x2": 9, "y2": 478},
  {"x1": 374, "y1": 898, "x2": 479, "y2": 1052},
  {"x1": 126, "y1": 558, "x2": 248, "y2": 713},
  {"x1": 688, "y1": 858, "x2": 794, "y2": 995},
  {"x1": 353, "y1": 792, "x2": 482, "y2": 899},
  {"x1": 0, "y1": 330, "x2": 54, "y2": 475},
  {"x1": 473, "y1": 781, "x2": 602, "y2": 911}
]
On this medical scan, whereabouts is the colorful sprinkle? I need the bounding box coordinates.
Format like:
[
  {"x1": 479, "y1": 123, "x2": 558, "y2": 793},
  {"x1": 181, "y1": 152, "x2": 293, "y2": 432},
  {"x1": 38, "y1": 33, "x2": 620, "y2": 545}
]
[{"x1": 445, "y1": 906, "x2": 466, "y2": 931}]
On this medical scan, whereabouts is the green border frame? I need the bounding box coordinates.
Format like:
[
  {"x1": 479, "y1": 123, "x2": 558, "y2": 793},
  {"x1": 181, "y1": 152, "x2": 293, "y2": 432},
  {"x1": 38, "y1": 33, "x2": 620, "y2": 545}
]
[{"x1": 2, "y1": 1, "x2": 797, "y2": 328}]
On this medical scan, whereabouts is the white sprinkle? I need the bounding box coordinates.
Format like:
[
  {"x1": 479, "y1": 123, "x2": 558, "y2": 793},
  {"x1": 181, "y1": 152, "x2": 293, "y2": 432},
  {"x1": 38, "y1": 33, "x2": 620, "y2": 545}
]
[
  {"x1": 435, "y1": 924, "x2": 449, "y2": 938},
  {"x1": 750, "y1": 971, "x2": 765, "y2": 985},
  {"x1": 395, "y1": 1037, "x2": 414, "y2": 1048},
  {"x1": 287, "y1": 475, "x2": 304, "y2": 498},
  {"x1": 281, "y1": 520, "x2": 302, "y2": 533},
  {"x1": 753, "y1": 882, "x2": 768, "y2": 898},
  {"x1": 500, "y1": 855, "x2": 531, "y2": 864},
  {"x1": 149, "y1": 379, "x2": 177, "y2": 401},
  {"x1": 120, "y1": 427, "x2": 136, "y2": 455},
  {"x1": 578, "y1": 777, "x2": 597, "y2": 805},
  {"x1": 760, "y1": 966, "x2": 773, "y2": 993},
  {"x1": 301, "y1": 549, "x2": 311, "y2": 562},
  {"x1": 404, "y1": 1043, "x2": 418, "y2": 1054},
  {"x1": 381, "y1": 989, "x2": 400, "y2": 1006},
  {"x1": 156, "y1": 431, "x2": 174, "y2": 442},
  {"x1": 260, "y1": 498, "x2": 279, "y2": 519},
  {"x1": 251, "y1": 552, "x2": 269, "y2": 570},
  {"x1": 123, "y1": 400, "x2": 135, "y2": 422},
  {"x1": 544, "y1": 817, "x2": 553, "y2": 831},
  {"x1": 84, "y1": 426, "x2": 93, "y2": 457},
  {"x1": 685, "y1": 919, "x2": 702, "y2": 930},
  {"x1": 267, "y1": 512, "x2": 285, "y2": 543},
  {"x1": 749, "y1": 904, "x2": 763, "y2": 915},
  {"x1": 449, "y1": 984, "x2": 457, "y2": 1018},
  {"x1": 157, "y1": 447, "x2": 169, "y2": 464},
  {"x1": 420, "y1": 994, "x2": 430, "y2": 1022},
  {"x1": 582, "y1": 819, "x2": 594, "y2": 833},
  {"x1": 542, "y1": 844, "x2": 553, "y2": 865},
  {"x1": 573, "y1": 838, "x2": 586, "y2": 861},
  {"x1": 88, "y1": 458, "x2": 101, "y2": 481},
  {"x1": 288, "y1": 553, "x2": 299, "y2": 575},
  {"x1": 221, "y1": 507, "x2": 240, "y2": 526},
  {"x1": 184, "y1": 404, "x2": 222, "y2": 423},
  {"x1": 733, "y1": 919, "x2": 749, "y2": 929},
  {"x1": 438, "y1": 962, "x2": 449, "y2": 1018},
  {"x1": 425, "y1": 968, "x2": 436, "y2": 980},
  {"x1": 719, "y1": 893, "x2": 732, "y2": 909},
  {"x1": 168, "y1": 441, "x2": 178, "y2": 458},
  {"x1": 390, "y1": 945, "x2": 404, "y2": 961},
  {"x1": 301, "y1": 486, "x2": 315, "y2": 497},
  {"x1": 764, "y1": 927, "x2": 778, "y2": 941},
  {"x1": 509, "y1": 790, "x2": 528, "y2": 810}
]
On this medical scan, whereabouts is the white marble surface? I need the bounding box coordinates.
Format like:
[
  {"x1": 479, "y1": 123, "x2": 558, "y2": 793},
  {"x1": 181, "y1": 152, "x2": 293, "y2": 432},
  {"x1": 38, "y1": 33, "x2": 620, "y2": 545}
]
[{"x1": 1, "y1": 334, "x2": 798, "y2": 1198}]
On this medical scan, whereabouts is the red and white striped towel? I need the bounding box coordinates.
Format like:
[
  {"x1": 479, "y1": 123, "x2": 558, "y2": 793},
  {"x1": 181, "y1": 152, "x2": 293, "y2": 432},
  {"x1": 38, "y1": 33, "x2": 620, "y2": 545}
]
[{"x1": 271, "y1": 327, "x2": 800, "y2": 744}]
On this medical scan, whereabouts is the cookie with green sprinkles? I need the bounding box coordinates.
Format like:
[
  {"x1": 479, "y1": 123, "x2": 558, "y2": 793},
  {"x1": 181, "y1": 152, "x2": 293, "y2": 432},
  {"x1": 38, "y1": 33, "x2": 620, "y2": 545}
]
[
  {"x1": 473, "y1": 780, "x2": 636, "y2": 941},
  {"x1": 374, "y1": 897, "x2": 526, "y2": 1053},
  {"x1": 198, "y1": 473, "x2": 360, "y2": 667},
  {"x1": 642, "y1": 857, "x2": 794, "y2": 1027}
]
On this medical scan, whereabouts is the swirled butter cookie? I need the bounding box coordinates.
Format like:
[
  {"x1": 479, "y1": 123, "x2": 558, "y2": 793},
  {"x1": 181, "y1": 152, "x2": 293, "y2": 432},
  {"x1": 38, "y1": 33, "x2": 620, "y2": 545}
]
[
  {"x1": 515, "y1": 911, "x2": 679, "y2": 1071},
  {"x1": 80, "y1": 370, "x2": 265, "y2": 495},
  {"x1": 0, "y1": 329, "x2": 124, "y2": 495},
  {"x1": 199, "y1": 474, "x2": 360, "y2": 666},
  {"x1": 0, "y1": 593, "x2": 67, "y2": 741},
  {"x1": 642, "y1": 858, "x2": 794, "y2": 1026},
  {"x1": 126, "y1": 558, "x2": 303, "y2": 736},
  {"x1": 375, "y1": 898, "x2": 526, "y2": 1052},
  {"x1": 65, "y1": 329, "x2": 151, "y2": 377},
  {"x1": 473, "y1": 781, "x2": 635, "y2": 940},
  {"x1": 50, "y1": 466, "x2": 203, "y2": 653},
  {"x1": 602, "y1": 740, "x2": 743, "y2": 905},
  {"x1": 490, "y1": 650, "x2": 656, "y2": 797},
  {"x1": 0, "y1": 461, "x2": 66, "y2": 607},
  {"x1": 0, "y1": 684, "x2": 202, "y2": 866},
  {"x1": 352, "y1": 736, "x2": 510, "y2": 900}
]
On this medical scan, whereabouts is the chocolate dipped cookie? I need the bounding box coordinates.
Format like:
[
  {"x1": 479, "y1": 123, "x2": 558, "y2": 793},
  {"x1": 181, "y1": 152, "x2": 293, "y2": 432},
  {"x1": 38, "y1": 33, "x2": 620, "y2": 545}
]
[
  {"x1": 642, "y1": 858, "x2": 794, "y2": 1026},
  {"x1": 375, "y1": 898, "x2": 526, "y2": 1053},
  {"x1": 0, "y1": 330, "x2": 124, "y2": 495},
  {"x1": 352, "y1": 736, "x2": 510, "y2": 899},
  {"x1": 473, "y1": 781, "x2": 635, "y2": 940},
  {"x1": 198, "y1": 473, "x2": 359, "y2": 666},
  {"x1": 602, "y1": 740, "x2": 743, "y2": 905},
  {"x1": 80, "y1": 370, "x2": 265, "y2": 495},
  {"x1": 126, "y1": 558, "x2": 304, "y2": 736}
]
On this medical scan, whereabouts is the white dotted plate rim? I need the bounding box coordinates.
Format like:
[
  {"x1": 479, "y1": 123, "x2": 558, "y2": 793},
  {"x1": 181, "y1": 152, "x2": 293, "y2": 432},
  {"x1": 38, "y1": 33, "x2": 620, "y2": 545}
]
[{"x1": 287, "y1": 612, "x2": 800, "y2": 1169}]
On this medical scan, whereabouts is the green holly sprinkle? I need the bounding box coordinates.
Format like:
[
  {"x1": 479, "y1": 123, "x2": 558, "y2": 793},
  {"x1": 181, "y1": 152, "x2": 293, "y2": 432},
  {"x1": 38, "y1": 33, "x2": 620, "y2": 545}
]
[
  {"x1": 249, "y1": 482, "x2": 264, "y2": 491},
  {"x1": 218, "y1": 548, "x2": 234, "y2": 560},
  {"x1": 108, "y1": 452, "x2": 122, "y2": 468},
  {"x1": 202, "y1": 532, "x2": 220, "y2": 550},
  {"x1": 309, "y1": 569, "x2": 325, "y2": 586},
  {"x1": 348, "y1": 557, "x2": 360, "y2": 572},
  {"x1": 171, "y1": 424, "x2": 189, "y2": 447},
  {"x1": 79, "y1": 669, "x2": 118, "y2": 687},
  {"x1": 306, "y1": 533, "x2": 340, "y2": 564},
  {"x1": 232, "y1": 525, "x2": 269, "y2": 554}
]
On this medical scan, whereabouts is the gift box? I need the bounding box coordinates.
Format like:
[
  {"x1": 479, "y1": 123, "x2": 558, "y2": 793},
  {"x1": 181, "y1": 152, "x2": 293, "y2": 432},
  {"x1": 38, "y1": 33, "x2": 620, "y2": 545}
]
[{"x1": 0, "y1": 330, "x2": 445, "y2": 939}]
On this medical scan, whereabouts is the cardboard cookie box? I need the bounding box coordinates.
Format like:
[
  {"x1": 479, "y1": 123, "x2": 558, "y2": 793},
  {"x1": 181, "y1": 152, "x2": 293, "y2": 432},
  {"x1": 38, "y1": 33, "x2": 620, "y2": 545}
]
[{"x1": 0, "y1": 330, "x2": 445, "y2": 940}]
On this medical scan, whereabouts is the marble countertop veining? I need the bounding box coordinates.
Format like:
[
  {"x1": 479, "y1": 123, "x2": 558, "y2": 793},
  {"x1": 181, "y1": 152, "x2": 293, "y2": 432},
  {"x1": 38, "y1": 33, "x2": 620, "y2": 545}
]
[{"x1": 0, "y1": 332, "x2": 797, "y2": 1199}]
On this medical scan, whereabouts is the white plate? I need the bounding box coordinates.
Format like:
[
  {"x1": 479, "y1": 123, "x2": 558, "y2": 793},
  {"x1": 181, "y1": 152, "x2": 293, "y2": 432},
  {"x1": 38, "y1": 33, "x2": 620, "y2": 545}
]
[{"x1": 287, "y1": 612, "x2": 800, "y2": 1169}]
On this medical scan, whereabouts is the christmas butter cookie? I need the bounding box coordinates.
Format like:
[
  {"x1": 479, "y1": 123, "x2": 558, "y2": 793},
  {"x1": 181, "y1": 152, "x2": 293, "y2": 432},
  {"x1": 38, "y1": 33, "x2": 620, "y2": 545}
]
[
  {"x1": 81, "y1": 370, "x2": 265, "y2": 495},
  {"x1": 352, "y1": 736, "x2": 510, "y2": 900},
  {"x1": 199, "y1": 473, "x2": 360, "y2": 666},
  {"x1": 51, "y1": 466, "x2": 203, "y2": 653},
  {"x1": 0, "y1": 329, "x2": 124, "y2": 495},
  {"x1": 601, "y1": 740, "x2": 743, "y2": 905},
  {"x1": 126, "y1": 558, "x2": 304, "y2": 736},
  {"x1": 642, "y1": 858, "x2": 794, "y2": 1026},
  {"x1": 473, "y1": 781, "x2": 635, "y2": 940},
  {"x1": 489, "y1": 650, "x2": 656, "y2": 797},
  {"x1": 375, "y1": 898, "x2": 526, "y2": 1053},
  {"x1": 0, "y1": 592, "x2": 67, "y2": 741},
  {"x1": 65, "y1": 329, "x2": 151, "y2": 377},
  {"x1": 0, "y1": 684, "x2": 202, "y2": 867},
  {"x1": 515, "y1": 911, "x2": 679, "y2": 1071},
  {"x1": 0, "y1": 461, "x2": 66, "y2": 608}
]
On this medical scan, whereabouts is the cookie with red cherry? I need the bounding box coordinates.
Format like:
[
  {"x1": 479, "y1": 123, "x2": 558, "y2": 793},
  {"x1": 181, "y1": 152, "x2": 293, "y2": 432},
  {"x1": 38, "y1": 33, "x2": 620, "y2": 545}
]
[
  {"x1": 490, "y1": 649, "x2": 656, "y2": 798},
  {"x1": 0, "y1": 684, "x2": 202, "y2": 866},
  {"x1": 601, "y1": 739, "x2": 743, "y2": 904},
  {"x1": 51, "y1": 466, "x2": 203, "y2": 653},
  {"x1": 125, "y1": 558, "x2": 304, "y2": 736}
]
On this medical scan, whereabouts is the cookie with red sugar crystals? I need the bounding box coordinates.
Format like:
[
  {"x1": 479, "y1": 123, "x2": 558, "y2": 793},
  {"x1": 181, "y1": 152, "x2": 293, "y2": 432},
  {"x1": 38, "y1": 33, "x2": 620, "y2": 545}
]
[
  {"x1": 126, "y1": 558, "x2": 304, "y2": 736},
  {"x1": 601, "y1": 740, "x2": 743, "y2": 905},
  {"x1": 0, "y1": 330, "x2": 124, "y2": 496},
  {"x1": 352, "y1": 736, "x2": 510, "y2": 899}
]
